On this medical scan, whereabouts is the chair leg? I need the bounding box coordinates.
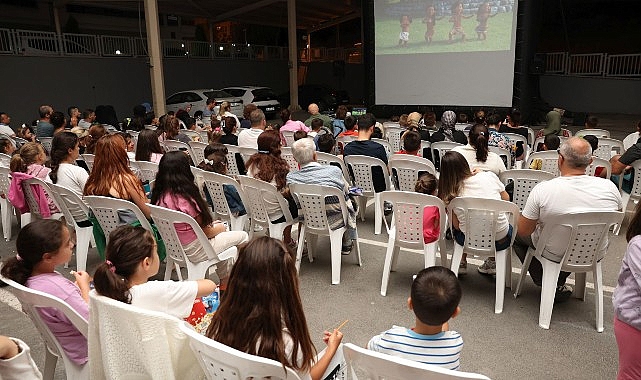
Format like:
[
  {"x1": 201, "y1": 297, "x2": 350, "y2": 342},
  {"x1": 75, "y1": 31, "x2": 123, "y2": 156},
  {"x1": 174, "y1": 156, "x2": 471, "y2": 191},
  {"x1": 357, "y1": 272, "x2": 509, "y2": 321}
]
[
  {"x1": 594, "y1": 263, "x2": 604, "y2": 332},
  {"x1": 43, "y1": 348, "x2": 57, "y2": 380},
  {"x1": 495, "y1": 250, "x2": 507, "y2": 314},
  {"x1": 574, "y1": 272, "x2": 587, "y2": 300},
  {"x1": 374, "y1": 193, "x2": 382, "y2": 235},
  {"x1": 74, "y1": 226, "x2": 92, "y2": 272},
  {"x1": 230, "y1": 214, "x2": 248, "y2": 232},
  {"x1": 614, "y1": 192, "x2": 631, "y2": 235},
  {"x1": 357, "y1": 196, "x2": 367, "y2": 222},
  {"x1": 450, "y1": 243, "x2": 464, "y2": 277},
  {"x1": 354, "y1": 231, "x2": 362, "y2": 267},
  {"x1": 390, "y1": 246, "x2": 401, "y2": 272},
  {"x1": 1, "y1": 199, "x2": 12, "y2": 241},
  {"x1": 329, "y1": 230, "x2": 343, "y2": 285},
  {"x1": 514, "y1": 249, "x2": 534, "y2": 298},
  {"x1": 307, "y1": 233, "x2": 318, "y2": 263},
  {"x1": 295, "y1": 225, "x2": 306, "y2": 272},
  {"x1": 538, "y1": 260, "x2": 563, "y2": 330},
  {"x1": 439, "y1": 241, "x2": 448, "y2": 267},
  {"x1": 424, "y1": 241, "x2": 437, "y2": 269},
  {"x1": 380, "y1": 236, "x2": 396, "y2": 296},
  {"x1": 269, "y1": 222, "x2": 286, "y2": 241}
]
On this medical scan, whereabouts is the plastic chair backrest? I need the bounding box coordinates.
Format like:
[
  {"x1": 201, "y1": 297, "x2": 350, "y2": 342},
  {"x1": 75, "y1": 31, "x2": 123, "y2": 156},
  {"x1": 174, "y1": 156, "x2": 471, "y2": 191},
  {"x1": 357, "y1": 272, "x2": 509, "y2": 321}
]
[
  {"x1": 40, "y1": 137, "x2": 53, "y2": 153},
  {"x1": 499, "y1": 169, "x2": 554, "y2": 211},
  {"x1": 343, "y1": 155, "x2": 390, "y2": 196},
  {"x1": 448, "y1": 197, "x2": 519, "y2": 257},
  {"x1": 88, "y1": 291, "x2": 203, "y2": 380},
  {"x1": 315, "y1": 152, "x2": 351, "y2": 183},
  {"x1": 370, "y1": 138, "x2": 393, "y2": 157},
  {"x1": 188, "y1": 140, "x2": 208, "y2": 165},
  {"x1": 343, "y1": 343, "x2": 490, "y2": 380},
  {"x1": 197, "y1": 168, "x2": 248, "y2": 220},
  {"x1": 22, "y1": 177, "x2": 58, "y2": 219},
  {"x1": 585, "y1": 157, "x2": 612, "y2": 178},
  {"x1": 420, "y1": 140, "x2": 431, "y2": 159},
  {"x1": 535, "y1": 211, "x2": 623, "y2": 270},
  {"x1": 281, "y1": 146, "x2": 300, "y2": 172},
  {"x1": 49, "y1": 183, "x2": 91, "y2": 226},
  {"x1": 384, "y1": 126, "x2": 404, "y2": 152},
  {"x1": 502, "y1": 133, "x2": 529, "y2": 160},
  {"x1": 575, "y1": 129, "x2": 610, "y2": 138},
  {"x1": 380, "y1": 191, "x2": 446, "y2": 250},
  {"x1": 147, "y1": 204, "x2": 219, "y2": 265},
  {"x1": 336, "y1": 135, "x2": 356, "y2": 152},
  {"x1": 533, "y1": 136, "x2": 568, "y2": 152},
  {"x1": 526, "y1": 151, "x2": 560, "y2": 176},
  {"x1": 388, "y1": 154, "x2": 437, "y2": 191},
  {"x1": 238, "y1": 147, "x2": 257, "y2": 165},
  {"x1": 178, "y1": 322, "x2": 301, "y2": 380},
  {"x1": 223, "y1": 144, "x2": 242, "y2": 176},
  {"x1": 182, "y1": 130, "x2": 200, "y2": 141},
  {"x1": 289, "y1": 183, "x2": 348, "y2": 233},
  {"x1": 627, "y1": 160, "x2": 641, "y2": 200},
  {"x1": 527, "y1": 127, "x2": 535, "y2": 146},
  {"x1": 129, "y1": 160, "x2": 159, "y2": 183},
  {"x1": 237, "y1": 175, "x2": 293, "y2": 226},
  {"x1": 0, "y1": 153, "x2": 11, "y2": 167},
  {"x1": 84, "y1": 196, "x2": 152, "y2": 243},
  {"x1": 430, "y1": 141, "x2": 463, "y2": 170},
  {"x1": 0, "y1": 166, "x2": 11, "y2": 196},
  {"x1": 281, "y1": 130, "x2": 295, "y2": 147},
  {"x1": 489, "y1": 146, "x2": 512, "y2": 170},
  {"x1": 80, "y1": 154, "x2": 95, "y2": 172},
  {"x1": 198, "y1": 130, "x2": 209, "y2": 143},
  {"x1": 594, "y1": 137, "x2": 624, "y2": 160},
  {"x1": 1, "y1": 275, "x2": 88, "y2": 378}
]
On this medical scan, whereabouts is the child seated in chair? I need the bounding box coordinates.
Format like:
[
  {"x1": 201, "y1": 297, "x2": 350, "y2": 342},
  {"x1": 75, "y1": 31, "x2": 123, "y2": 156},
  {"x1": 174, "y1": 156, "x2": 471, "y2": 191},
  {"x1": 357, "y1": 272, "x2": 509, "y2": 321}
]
[{"x1": 367, "y1": 266, "x2": 463, "y2": 371}]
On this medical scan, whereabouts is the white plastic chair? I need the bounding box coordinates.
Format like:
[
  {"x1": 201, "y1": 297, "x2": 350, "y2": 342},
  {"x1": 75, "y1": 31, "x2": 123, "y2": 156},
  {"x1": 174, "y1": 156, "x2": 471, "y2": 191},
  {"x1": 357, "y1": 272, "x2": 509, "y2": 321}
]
[
  {"x1": 198, "y1": 130, "x2": 209, "y2": 143},
  {"x1": 188, "y1": 140, "x2": 208, "y2": 165},
  {"x1": 80, "y1": 154, "x2": 94, "y2": 172},
  {"x1": 290, "y1": 183, "x2": 362, "y2": 285},
  {"x1": 0, "y1": 166, "x2": 15, "y2": 240},
  {"x1": 371, "y1": 138, "x2": 393, "y2": 157},
  {"x1": 533, "y1": 136, "x2": 568, "y2": 152},
  {"x1": 238, "y1": 146, "x2": 257, "y2": 165},
  {"x1": 489, "y1": 146, "x2": 512, "y2": 170},
  {"x1": 178, "y1": 322, "x2": 302, "y2": 380},
  {"x1": 585, "y1": 157, "x2": 611, "y2": 178},
  {"x1": 88, "y1": 291, "x2": 204, "y2": 380},
  {"x1": 514, "y1": 211, "x2": 624, "y2": 331},
  {"x1": 498, "y1": 169, "x2": 555, "y2": 211},
  {"x1": 162, "y1": 139, "x2": 195, "y2": 158},
  {"x1": 49, "y1": 184, "x2": 94, "y2": 272},
  {"x1": 623, "y1": 131, "x2": 639, "y2": 151},
  {"x1": 280, "y1": 146, "x2": 300, "y2": 172},
  {"x1": 384, "y1": 126, "x2": 404, "y2": 152},
  {"x1": 0, "y1": 152, "x2": 11, "y2": 167},
  {"x1": 148, "y1": 204, "x2": 240, "y2": 281},
  {"x1": 40, "y1": 137, "x2": 53, "y2": 154},
  {"x1": 315, "y1": 151, "x2": 351, "y2": 184},
  {"x1": 343, "y1": 343, "x2": 490, "y2": 380},
  {"x1": 281, "y1": 130, "x2": 296, "y2": 147},
  {"x1": 527, "y1": 127, "x2": 535, "y2": 147},
  {"x1": 448, "y1": 197, "x2": 519, "y2": 314},
  {"x1": 194, "y1": 167, "x2": 249, "y2": 232},
  {"x1": 21, "y1": 177, "x2": 63, "y2": 222},
  {"x1": 1, "y1": 275, "x2": 88, "y2": 380},
  {"x1": 575, "y1": 128, "x2": 610, "y2": 138},
  {"x1": 84, "y1": 195, "x2": 153, "y2": 245},
  {"x1": 129, "y1": 160, "x2": 159, "y2": 183},
  {"x1": 223, "y1": 144, "x2": 243, "y2": 176},
  {"x1": 614, "y1": 159, "x2": 641, "y2": 235},
  {"x1": 526, "y1": 151, "x2": 560, "y2": 176},
  {"x1": 430, "y1": 141, "x2": 463, "y2": 170},
  {"x1": 336, "y1": 135, "x2": 356, "y2": 154},
  {"x1": 379, "y1": 191, "x2": 447, "y2": 296},
  {"x1": 502, "y1": 132, "x2": 529, "y2": 166},
  {"x1": 343, "y1": 155, "x2": 391, "y2": 235},
  {"x1": 420, "y1": 140, "x2": 431, "y2": 159},
  {"x1": 593, "y1": 137, "x2": 624, "y2": 160},
  {"x1": 182, "y1": 129, "x2": 201, "y2": 141},
  {"x1": 388, "y1": 154, "x2": 437, "y2": 192},
  {"x1": 237, "y1": 175, "x2": 295, "y2": 241}
]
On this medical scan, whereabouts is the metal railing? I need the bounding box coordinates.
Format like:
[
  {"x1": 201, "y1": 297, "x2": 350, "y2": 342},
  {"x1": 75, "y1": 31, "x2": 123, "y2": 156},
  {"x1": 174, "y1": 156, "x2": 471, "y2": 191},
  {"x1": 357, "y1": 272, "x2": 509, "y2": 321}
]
[{"x1": 540, "y1": 51, "x2": 641, "y2": 78}]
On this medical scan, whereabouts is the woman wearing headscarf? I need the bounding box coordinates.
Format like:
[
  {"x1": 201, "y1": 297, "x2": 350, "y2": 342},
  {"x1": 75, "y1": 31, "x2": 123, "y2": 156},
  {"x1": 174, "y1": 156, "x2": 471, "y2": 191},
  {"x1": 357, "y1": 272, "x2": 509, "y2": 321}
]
[
  {"x1": 429, "y1": 110, "x2": 468, "y2": 144},
  {"x1": 536, "y1": 110, "x2": 571, "y2": 138}
]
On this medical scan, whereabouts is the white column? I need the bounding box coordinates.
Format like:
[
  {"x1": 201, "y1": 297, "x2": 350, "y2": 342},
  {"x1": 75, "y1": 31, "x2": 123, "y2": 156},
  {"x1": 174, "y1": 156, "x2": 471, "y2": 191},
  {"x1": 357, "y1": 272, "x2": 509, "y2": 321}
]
[
  {"x1": 287, "y1": 0, "x2": 298, "y2": 109},
  {"x1": 144, "y1": 0, "x2": 167, "y2": 116}
]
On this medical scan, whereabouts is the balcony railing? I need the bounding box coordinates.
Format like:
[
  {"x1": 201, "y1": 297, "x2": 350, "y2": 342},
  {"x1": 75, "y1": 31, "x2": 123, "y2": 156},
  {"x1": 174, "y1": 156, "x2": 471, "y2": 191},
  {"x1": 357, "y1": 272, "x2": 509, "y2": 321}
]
[{"x1": 538, "y1": 52, "x2": 641, "y2": 78}]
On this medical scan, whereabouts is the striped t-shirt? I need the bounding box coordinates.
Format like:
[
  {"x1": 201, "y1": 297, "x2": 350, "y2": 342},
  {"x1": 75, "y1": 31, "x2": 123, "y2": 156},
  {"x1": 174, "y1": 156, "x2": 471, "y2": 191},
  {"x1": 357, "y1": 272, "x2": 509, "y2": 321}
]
[{"x1": 367, "y1": 326, "x2": 463, "y2": 370}]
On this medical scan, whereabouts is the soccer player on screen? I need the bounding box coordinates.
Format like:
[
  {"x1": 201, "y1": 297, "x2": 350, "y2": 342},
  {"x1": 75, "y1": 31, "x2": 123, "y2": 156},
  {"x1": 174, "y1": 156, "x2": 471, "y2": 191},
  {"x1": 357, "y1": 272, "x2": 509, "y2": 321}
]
[
  {"x1": 448, "y1": 1, "x2": 473, "y2": 43},
  {"x1": 475, "y1": 2, "x2": 498, "y2": 41},
  {"x1": 399, "y1": 14, "x2": 412, "y2": 47}
]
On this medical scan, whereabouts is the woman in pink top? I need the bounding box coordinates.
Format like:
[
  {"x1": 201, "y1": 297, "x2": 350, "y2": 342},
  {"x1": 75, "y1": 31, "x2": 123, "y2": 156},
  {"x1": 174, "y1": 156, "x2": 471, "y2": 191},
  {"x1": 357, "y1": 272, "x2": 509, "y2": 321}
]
[
  {"x1": 279, "y1": 108, "x2": 309, "y2": 145},
  {"x1": 151, "y1": 151, "x2": 248, "y2": 287},
  {"x1": 9, "y1": 142, "x2": 59, "y2": 214},
  {"x1": 1, "y1": 219, "x2": 91, "y2": 366}
]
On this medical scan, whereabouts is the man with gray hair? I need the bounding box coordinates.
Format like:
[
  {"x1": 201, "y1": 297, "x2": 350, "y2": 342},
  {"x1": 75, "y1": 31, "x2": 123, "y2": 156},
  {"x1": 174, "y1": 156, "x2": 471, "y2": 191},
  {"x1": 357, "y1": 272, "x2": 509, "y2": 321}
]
[
  {"x1": 514, "y1": 137, "x2": 622, "y2": 301},
  {"x1": 287, "y1": 137, "x2": 358, "y2": 254},
  {"x1": 36, "y1": 105, "x2": 54, "y2": 138}
]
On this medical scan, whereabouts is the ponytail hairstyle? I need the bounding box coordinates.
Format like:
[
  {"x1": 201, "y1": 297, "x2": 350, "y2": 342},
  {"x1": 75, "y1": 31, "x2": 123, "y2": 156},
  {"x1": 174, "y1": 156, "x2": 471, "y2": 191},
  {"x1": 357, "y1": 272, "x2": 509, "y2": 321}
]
[
  {"x1": 84, "y1": 124, "x2": 107, "y2": 154},
  {"x1": 437, "y1": 151, "x2": 471, "y2": 204},
  {"x1": 9, "y1": 142, "x2": 44, "y2": 173},
  {"x1": 415, "y1": 172, "x2": 438, "y2": 196},
  {"x1": 93, "y1": 225, "x2": 155, "y2": 303},
  {"x1": 197, "y1": 143, "x2": 228, "y2": 175},
  {"x1": 49, "y1": 132, "x2": 79, "y2": 183},
  {"x1": 222, "y1": 116, "x2": 237, "y2": 135},
  {"x1": 469, "y1": 123, "x2": 490, "y2": 163},
  {"x1": 0, "y1": 219, "x2": 66, "y2": 285}
]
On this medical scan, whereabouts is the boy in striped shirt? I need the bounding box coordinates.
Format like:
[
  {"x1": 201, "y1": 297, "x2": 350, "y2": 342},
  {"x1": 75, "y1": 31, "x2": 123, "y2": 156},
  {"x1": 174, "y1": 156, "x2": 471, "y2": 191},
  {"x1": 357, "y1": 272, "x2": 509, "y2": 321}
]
[{"x1": 367, "y1": 266, "x2": 463, "y2": 370}]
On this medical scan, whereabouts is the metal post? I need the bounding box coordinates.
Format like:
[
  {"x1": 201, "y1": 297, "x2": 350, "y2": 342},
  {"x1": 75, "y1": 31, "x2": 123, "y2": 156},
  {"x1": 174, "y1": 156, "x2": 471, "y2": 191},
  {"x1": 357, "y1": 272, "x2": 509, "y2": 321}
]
[
  {"x1": 287, "y1": 0, "x2": 298, "y2": 109},
  {"x1": 52, "y1": 4, "x2": 63, "y2": 55},
  {"x1": 144, "y1": 0, "x2": 167, "y2": 116}
]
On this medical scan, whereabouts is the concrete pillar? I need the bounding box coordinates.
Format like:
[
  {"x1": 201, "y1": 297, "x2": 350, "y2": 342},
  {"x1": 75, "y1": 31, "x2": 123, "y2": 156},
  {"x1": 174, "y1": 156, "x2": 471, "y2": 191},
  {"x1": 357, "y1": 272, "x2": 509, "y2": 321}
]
[
  {"x1": 144, "y1": 0, "x2": 167, "y2": 116},
  {"x1": 287, "y1": 0, "x2": 298, "y2": 109}
]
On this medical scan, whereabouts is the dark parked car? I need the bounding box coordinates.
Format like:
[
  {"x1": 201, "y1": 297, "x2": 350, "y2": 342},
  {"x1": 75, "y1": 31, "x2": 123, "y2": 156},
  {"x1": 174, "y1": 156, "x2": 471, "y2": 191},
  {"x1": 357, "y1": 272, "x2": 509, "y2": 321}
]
[{"x1": 279, "y1": 85, "x2": 349, "y2": 113}]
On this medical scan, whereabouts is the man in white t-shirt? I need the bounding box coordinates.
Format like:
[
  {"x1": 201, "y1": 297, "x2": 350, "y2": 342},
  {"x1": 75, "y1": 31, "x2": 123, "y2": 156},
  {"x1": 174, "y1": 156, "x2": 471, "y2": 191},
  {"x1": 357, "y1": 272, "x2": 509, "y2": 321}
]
[
  {"x1": 0, "y1": 113, "x2": 15, "y2": 137},
  {"x1": 515, "y1": 137, "x2": 622, "y2": 301},
  {"x1": 237, "y1": 109, "x2": 265, "y2": 149}
]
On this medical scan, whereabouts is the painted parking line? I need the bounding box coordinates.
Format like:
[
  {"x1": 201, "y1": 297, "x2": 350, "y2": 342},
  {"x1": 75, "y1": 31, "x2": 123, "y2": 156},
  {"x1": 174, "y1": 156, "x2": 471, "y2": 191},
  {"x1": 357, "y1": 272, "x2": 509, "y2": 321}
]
[{"x1": 356, "y1": 236, "x2": 616, "y2": 294}]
